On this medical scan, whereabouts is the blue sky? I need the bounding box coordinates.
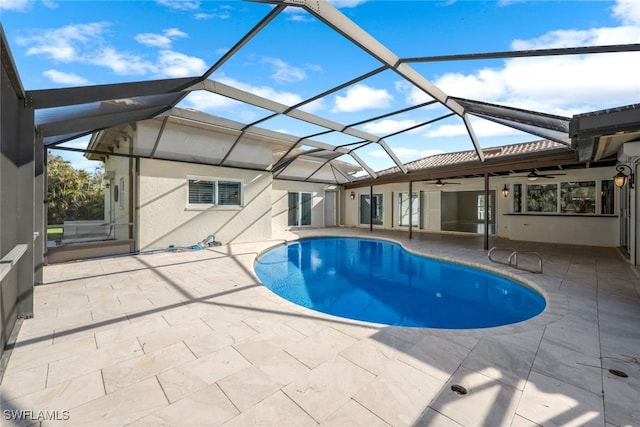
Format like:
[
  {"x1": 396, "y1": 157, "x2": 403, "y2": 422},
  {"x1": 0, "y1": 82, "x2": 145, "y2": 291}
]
[{"x1": 2, "y1": 0, "x2": 640, "y2": 172}]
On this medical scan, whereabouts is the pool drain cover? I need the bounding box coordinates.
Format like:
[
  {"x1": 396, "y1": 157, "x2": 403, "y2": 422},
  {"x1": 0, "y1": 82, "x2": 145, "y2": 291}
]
[
  {"x1": 451, "y1": 384, "x2": 468, "y2": 395},
  {"x1": 608, "y1": 369, "x2": 629, "y2": 378}
]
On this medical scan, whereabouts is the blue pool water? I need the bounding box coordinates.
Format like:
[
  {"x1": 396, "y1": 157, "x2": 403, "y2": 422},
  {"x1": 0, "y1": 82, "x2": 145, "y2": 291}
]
[{"x1": 255, "y1": 237, "x2": 546, "y2": 328}]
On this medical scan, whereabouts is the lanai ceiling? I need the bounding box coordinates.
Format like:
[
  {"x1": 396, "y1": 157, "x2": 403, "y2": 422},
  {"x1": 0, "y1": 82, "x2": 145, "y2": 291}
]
[{"x1": 10, "y1": 0, "x2": 640, "y2": 184}]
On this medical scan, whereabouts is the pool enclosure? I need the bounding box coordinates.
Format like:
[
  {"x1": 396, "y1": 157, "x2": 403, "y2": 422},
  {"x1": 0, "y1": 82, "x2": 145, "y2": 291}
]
[{"x1": 1, "y1": 0, "x2": 640, "y2": 360}]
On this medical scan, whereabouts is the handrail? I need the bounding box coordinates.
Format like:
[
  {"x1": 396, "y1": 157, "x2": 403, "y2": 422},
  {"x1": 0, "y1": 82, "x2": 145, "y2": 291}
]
[
  {"x1": 508, "y1": 251, "x2": 543, "y2": 274},
  {"x1": 488, "y1": 247, "x2": 516, "y2": 266},
  {"x1": 0, "y1": 244, "x2": 28, "y2": 283},
  {"x1": 488, "y1": 246, "x2": 543, "y2": 274}
]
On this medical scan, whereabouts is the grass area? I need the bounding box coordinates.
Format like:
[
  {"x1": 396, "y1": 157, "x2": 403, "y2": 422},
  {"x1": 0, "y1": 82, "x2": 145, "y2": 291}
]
[{"x1": 47, "y1": 227, "x2": 63, "y2": 242}]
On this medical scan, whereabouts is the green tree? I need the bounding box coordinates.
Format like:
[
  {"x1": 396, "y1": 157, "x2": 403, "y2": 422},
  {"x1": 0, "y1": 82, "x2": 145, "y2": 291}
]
[{"x1": 47, "y1": 153, "x2": 105, "y2": 225}]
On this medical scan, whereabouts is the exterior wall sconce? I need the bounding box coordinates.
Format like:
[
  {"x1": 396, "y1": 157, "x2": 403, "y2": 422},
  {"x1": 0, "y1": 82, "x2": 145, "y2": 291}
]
[
  {"x1": 613, "y1": 164, "x2": 635, "y2": 188},
  {"x1": 349, "y1": 191, "x2": 355, "y2": 200},
  {"x1": 501, "y1": 184, "x2": 510, "y2": 198}
]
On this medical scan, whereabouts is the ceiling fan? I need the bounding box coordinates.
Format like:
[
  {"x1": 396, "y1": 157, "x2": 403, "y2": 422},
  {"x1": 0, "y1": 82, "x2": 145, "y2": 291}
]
[
  {"x1": 423, "y1": 179, "x2": 461, "y2": 187},
  {"x1": 507, "y1": 169, "x2": 567, "y2": 181}
]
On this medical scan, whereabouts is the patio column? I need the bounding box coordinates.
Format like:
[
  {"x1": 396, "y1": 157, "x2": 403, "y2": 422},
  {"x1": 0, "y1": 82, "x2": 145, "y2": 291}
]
[
  {"x1": 484, "y1": 172, "x2": 489, "y2": 250},
  {"x1": 409, "y1": 180, "x2": 413, "y2": 239},
  {"x1": 369, "y1": 185, "x2": 373, "y2": 232}
]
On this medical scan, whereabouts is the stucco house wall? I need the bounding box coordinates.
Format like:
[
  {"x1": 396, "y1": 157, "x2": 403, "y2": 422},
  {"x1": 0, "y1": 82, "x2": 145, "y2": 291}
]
[
  {"x1": 137, "y1": 159, "x2": 273, "y2": 250},
  {"x1": 342, "y1": 166, "x2": 619, "y2": 247},
  {"x1": 271, "y1": 180, "x2": 330, "y2": 231}
]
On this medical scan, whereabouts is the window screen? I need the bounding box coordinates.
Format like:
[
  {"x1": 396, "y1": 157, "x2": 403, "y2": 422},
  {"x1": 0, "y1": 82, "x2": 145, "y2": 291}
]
[
  {"x1": 218, "y1": 181, "x2": 241, "y2": 206},
  {"x1": 188, "y1": 179, "x2": 215, "y2": 205}
]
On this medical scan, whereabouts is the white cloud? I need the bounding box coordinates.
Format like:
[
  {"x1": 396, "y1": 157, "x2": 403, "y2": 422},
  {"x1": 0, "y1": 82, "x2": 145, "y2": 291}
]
[
  {"x1": 369, "y1": 147, "x2": 445, "y2": 160},
  {"x1": 423, "y1": 2, "x2": 640, "y2": 117},
  {"x1": 156, "y1": 0, "x2": 200, "y2": 11},
  {"x1": 195, "y1": 12, "x2": 231, "y2": 20},
  {"x1": 612, "y1": 0, "x2": 640, "y2": 26},
  {"x1": 362, "y1": 119, "x2": 421, "y2": 135},
  {"x1": 156, "y1": 50, "x2": 207, "y2": 77},
  {"x1": 135, "y1": 28, "x2": 187, "y2": 49},
  {"x1": 262, "y1": 57, "x2": 307, "y2": 83},
  {"x1": 183, "y1": 76, "x2": 305, "y2": 112},
  {"x1": 88, "y1": 47, "x2": 155, "y2": 75},
  {"x1": 332, "y1": 84, "x2": 392, "y2": 113},
  {"x1": 19, "y1": 22, "x2": 110, "y2": 62},
  {"x1": 17, "y1": 22, "x2": 206, "y2": 77},
  {"x1": 43, "y1": 69, "x2": 90, "y2": 85},
  {"x1": 394, "y1": 81, "x2": 434, "y2": 105},
  {"x1": 0, "y1": 0, "x2": 32, "y2": 11}
]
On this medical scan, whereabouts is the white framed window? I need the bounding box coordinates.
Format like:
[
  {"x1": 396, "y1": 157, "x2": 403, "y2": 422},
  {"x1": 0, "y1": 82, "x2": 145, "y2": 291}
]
[{"x1": 187, "y1": 176, "x2": 242, "y2": 208}]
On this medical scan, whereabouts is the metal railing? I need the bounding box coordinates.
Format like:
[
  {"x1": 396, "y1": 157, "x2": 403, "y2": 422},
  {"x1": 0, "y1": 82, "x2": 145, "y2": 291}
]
[{"x1": 488, "y1": 246, "x2": 543, "y2": 274}]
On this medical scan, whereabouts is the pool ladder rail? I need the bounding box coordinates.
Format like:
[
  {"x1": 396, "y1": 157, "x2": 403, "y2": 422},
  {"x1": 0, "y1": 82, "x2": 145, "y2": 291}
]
[{"x1": 488, "y1": 247, "x2": 544, "y2": 274}]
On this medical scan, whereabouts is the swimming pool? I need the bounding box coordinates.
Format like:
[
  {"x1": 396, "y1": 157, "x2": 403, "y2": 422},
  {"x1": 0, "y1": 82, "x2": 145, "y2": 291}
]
[{"x1": 255, "y1": 237, "x2": 546, "y2": 328}]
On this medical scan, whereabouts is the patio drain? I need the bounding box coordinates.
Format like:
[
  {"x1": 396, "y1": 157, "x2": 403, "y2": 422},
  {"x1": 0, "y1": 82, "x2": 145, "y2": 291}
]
[
  {"x1": 451, "y1": 384, "x2": 468, "y2": 395},
  {"x1": 608, "y1": 369, "x2": 629, "y2": 378}
]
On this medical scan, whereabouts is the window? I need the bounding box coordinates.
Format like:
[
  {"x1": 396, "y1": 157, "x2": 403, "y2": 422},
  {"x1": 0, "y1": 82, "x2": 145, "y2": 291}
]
[
  {"x1": 516, "y1": 180, "x2": 610, "y2": 214},
  {"x1": 477, "y1": 195, "x2": 492, "y2": 220},
  {"x1": 288, "y1": 192, "x2": 312, "y2": 226},
  {"x1": 218, "y1": 181, "x2": 241, "y2": 206},
  {"x1": 601, "y1": 180, "x2": 614, "y2": 214},
  {"x1": 187, "y1": 177, "x2": 242, "y2": 207},
  {"x1": 527, "y1": 184, "x2": 557, "y2": 212},
  {"x1": 398, "y1": 192, "x2": 419, "y2": 227},
  {"x1": 360, "y1": 194, "x2": 383, "y2": 225},
  {"x1": 513, "y1": 184, "x2": 522, "y2": 213},
  {"x1": 560, "y1": 181, "x2": 595, "y2": 213}
]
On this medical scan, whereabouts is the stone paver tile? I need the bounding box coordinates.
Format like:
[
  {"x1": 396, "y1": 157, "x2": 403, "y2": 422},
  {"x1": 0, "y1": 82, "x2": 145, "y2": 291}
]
[
  {"x1": 283, "y1": 356, "x2": 374, "y2": 423},
  {"x1": 216, "y1": 366, "x2": 282, "y2": 412},
  {"x1": 184, "y1": 321, "x2": 258, "y2": 358},
  {"x1": 47, "y1": 338, "x2": 143, "y2": 386},
  {"x1": 413, "y1": 409, "x2": 463, "y2": 427},
  {"x1": 250, "y1": 349, "x2": 311, "y2": 387},
  {"x1": 339, "y1": 338, "x2": 401, "y2": 376},
  {"x1": 1, "y1": 371, "x2": 104, "y2": 416},
  {"x1": 222, "y1": 390, "x2": 317, "y2": 427},
  {"x1": 128, "y1": 383, "x2": 238, "y2": 426},
  {"x1": 4, "y1": 335, "x2": 96, "y2": 375},
  {"x1": 94, "y1": 315, "x2": 169, "y2": 348},
  {"x1": 285, "y1": 327, "x2": 357, "y2": 369},
  {"x1": 461, "y1": 338, "x2": 536, "y2": 391},
  {"x1": 102, "y1": 342, "x2": 196, "y2": 393},
  {"x1": 429, "y1": 366, "x2": 521, "y2": 427},
  {"x1": 517, "y1": 371, "x2": 604, "y2": 427},
  {"x1": 157, "y1": 346, "x2": 250, "y2": 403},
  {"x1": 354, "y1": 359, "x2": 444, "y2": 426},
  {"x1": 136, "y1": 319, "x2": 213, "y2": 354},
  {"x1": 532, "y1": 339, "x2": 603, "y2": 396},
  {"x1": 399, "y1": 334, "x2": 470, "y2": 382},
  {"x1": 0, "y1": 364, "x2": 48, "y2": 401},
  {"x1": 600, "y1": 368, "x2": 640, "y2": 427},
  {"x1": 62, "y1": 377, "x2": 168, "y2": 426},
  {"x1": 320, "y1": 399, "x2": 390, "y2": 427}
]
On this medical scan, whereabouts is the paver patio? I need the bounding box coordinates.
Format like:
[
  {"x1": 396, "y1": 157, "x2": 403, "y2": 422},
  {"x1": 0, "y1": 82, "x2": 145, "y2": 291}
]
[{"x1": 1, "y1": 228, "x2": 639, "y2": 426}]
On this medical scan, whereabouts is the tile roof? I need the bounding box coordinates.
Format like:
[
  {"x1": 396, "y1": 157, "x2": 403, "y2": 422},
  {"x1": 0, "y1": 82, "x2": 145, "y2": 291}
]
[{"x1": 376, "y1": 140, "x2": 569, "y2": 176}]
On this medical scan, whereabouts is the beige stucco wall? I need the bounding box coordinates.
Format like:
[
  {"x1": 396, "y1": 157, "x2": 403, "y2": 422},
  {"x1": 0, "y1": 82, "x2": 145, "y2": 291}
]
[
  {"x1": 138, "y1": 159, "x2": 273, "y2": 250},
  {"x1": 271, "y1": 180, "x2": 332, "y2": 231},
  {"x1": 342, "y1": 166, "x2": 620, "y2": 247}
]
